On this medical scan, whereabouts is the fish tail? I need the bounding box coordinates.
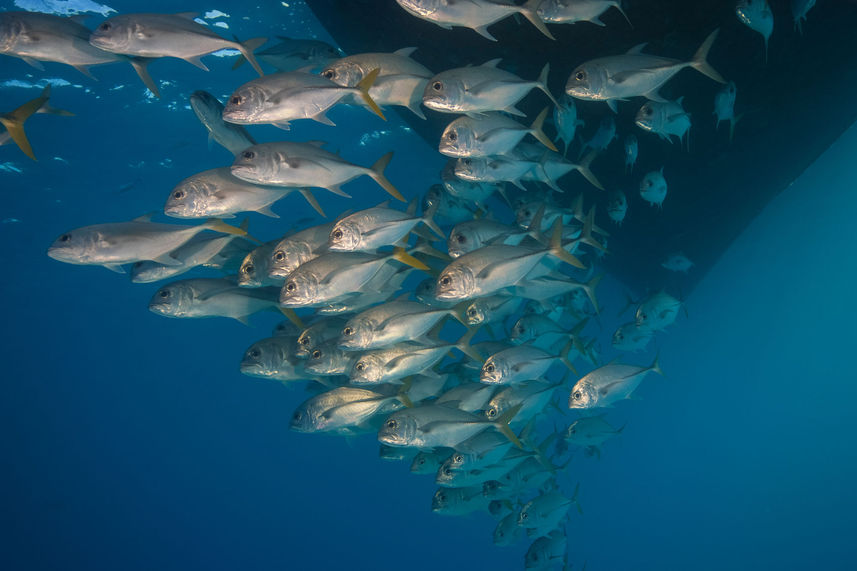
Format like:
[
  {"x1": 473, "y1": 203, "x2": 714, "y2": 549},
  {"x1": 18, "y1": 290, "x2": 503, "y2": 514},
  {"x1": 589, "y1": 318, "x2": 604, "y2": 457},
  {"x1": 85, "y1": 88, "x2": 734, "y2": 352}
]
[
  {"x1": 204, "y1": 218, "x2": 251, "y2": 239},
  {"x1": 420, "y1": 195, "x2": 445, "y2": 238},
  {"x1": 231, "y1": 54, "x2": 247, "y2": 70},
  {"x1": 237, "y1": 36, "x2": 268, "y2": 77},
  {"x1": 530, "y1": 107, "x2": 558, "y2": 153},
  {"x1": 448, "y1": 301, "x2": 471, "y2": 327},
  {"x1": 650, "y1": 352, "x2": 664, "y2": 377},
  {"x1": 559, "y1": 338, "x2": 578, "y2": 375},
  {"x1": 298, "y1": 189, "x2": 326, "y2": 217},
  {"x1": 549, "y1": 220, "x2": 586, "y2": 269},
  {"x1": 576, "y1": 151, "x2": 604, "y2": 190},
  {"x1": 582, "y1": 274, "x2": 603, "y2": 314},
  {"x1": 398, "y1": 377, "x2": 415, "y2": 408},
  {"x1": 39, "y1": 103, "x2": 75, "y2": 117},
  {"x1": 392, "y1": 246, "x2": 430, "y2": 272},
  {"x1": 355, "y1": 68, "x2": 386, "y2": 121},
  {"x1": 454, "y1": 327, "x2": 483, "y2": 363},
  {"x1": 535, "y1": 62, "x2": 560, "y2": 107},
  {"x1": 572, "y1": 482, "x2": 584, "y2": 514},
  {"x1": 691, "y1": 29, "x2": 726, "y2": 84},
  {"x1": 128, "y1": 57, "x2": 160, "y2": 98},
  {"x1": 279, "y1": 307, "x2": 305, "y2": 330},
  {"x1": 368, "y1": 151, "x2": 405, "y2": 202},
  {"x1": 521, "y1": 1, "x2": 556, "y2": 41},
  {"x1": 579, "y1": 207, "x2": 606, "y2": 252},
  {"x1": 0, "y1": 85, "x2": 51, "y2": 160},
  {"x1": 493, "y1": 403, "x2": 524, "y2": 449}
]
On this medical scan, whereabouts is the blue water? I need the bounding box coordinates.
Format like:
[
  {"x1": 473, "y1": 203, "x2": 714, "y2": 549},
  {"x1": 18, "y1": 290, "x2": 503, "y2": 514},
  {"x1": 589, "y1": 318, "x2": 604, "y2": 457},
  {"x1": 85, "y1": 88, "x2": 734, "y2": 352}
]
[{"x1": 2, "y1": 1, "x2": 856, "y2": 570}]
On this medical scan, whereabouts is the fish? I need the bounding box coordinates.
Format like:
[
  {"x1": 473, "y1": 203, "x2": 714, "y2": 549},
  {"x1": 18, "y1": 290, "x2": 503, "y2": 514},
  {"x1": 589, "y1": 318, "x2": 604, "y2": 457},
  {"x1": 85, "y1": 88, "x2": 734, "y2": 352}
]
[
  {"x1": 189, "y1": 91, "x2": 256, "y2": 156},
  {"x1": 423, "y1": 183, "x2": 477, "y2": 224},
  {"x1": 290, "y1": 386, "x2": 406, "y2": 434},
  {"x1": 447, "y1": 218, "x2": 536, "y2": 259},
  {"x1": 565, "y1": 29, "x2": 725, "y2": 112},
  {"x1": 266, "y1": 221, "x2": 335, "y2": 281},
  {"x1": 47, "y1": 214, "x2": 246, "y2": 273},
  {"x1": 611, "y1": 321, "x2": 653, "y2": 352},
  {"x1": 148, "y1": 278, "x2": 282, "y2": 324},
  {"x1": 635, "y1": 98, "x2": 691, "y2": 147},
  {"x1": 431, "y1": 486, "x2": 491, "y2": 516},
  {"x1": 465, "y1": 294, "x2": 523, "y2": 327},
  {"x1": 713, "y1": 81, "x2": 740, "y2": 142},
  {"x1": 624, "y1": 134, "x2": 638, "y2": 172},
  {"x1": 435, "y1": 383, "x2": 498, "y2": 413},
  {"x1": 221, "y1": 68, "x2": 385, "y2": 128},
  {"x1": 240, "y1": 336, "x2": 308, "y2": 382},
  {"x1": 553, "y1": 95, "x2": 585, "y2": 156},
  {"x1": 524, "y1": 531, "x2": 568, "y2": 570},
  {"x1": 130, "y1": 231, "x2": 253, "y2": 283},
  {"x1": 436, "y1": 455, "x2": 525, "y2": 488},
  {"x1": 164, "y1": 167, "x2": 302, "y2": 219},
  {"x1": 423, "y1": 60, "x2": 558, "y2": 116},
  {"x1": 513, "y1": 143, "x2": 604, "y2": 190},
  {"x1": 230, "y1": 142, "x2": 405, "y2": 202},
  {"x1": 454, "y1": 154, "x2": 548, "y2": 191},
  {"x1": 234, "y1": 35, "x2": 341, "y2": 72},
  {"x1": 480, "y1": 342, "x2": 576, "y2": 385},
  {"x1": 0, "y1": 11, "x2": 158, "y2": 95},
  {"x1": 0, "y1": 85, "x2": 66, "y2": 161},
  {"x1": 514, "y1": 274, "x2": 601, "y2": 314},
  {"x1": 736, "y1": 0, "x2": 774, "y2": 62},
  {"x1": 439, "y1": 108, "x2": 557, "y2": 158},
  {"x1": 320, "y1": 47, "x2": 433, "y2": 119},
  {"x1": 338, "y1": 300, "x2": 464, "y2": 350},
  {"x1": 518, "y1": 488, "x2": 578, "y2": 532},
  {"x1": 636, "y1": 291, "x2": 682, "y2": 331},
  {"x1": 279, "y1": 249, "x2": 428, "y2": 308},
  {"x1": 295, "y1": 317, "x2": 348, "y2": 359},
  {"x1": 569, "y1": 354, "x2": 663, "y2": 409},
  {"x1": 411, "y1": 449, "x2": 453, "y2": 475},
  {"x1": 89, "y1": 12, "x2": 266, "y2": 76},
  {"x1": 606, "y1": 190, "x2": 628, "y2": 225},
  {"x1": 580, "y1": 115, "x2": 617, "y2": 155},
  {"x1": 378, "y1": 402, "x2": 522, "y2": 449},
  {"x1": 484, "y1": 381, "x2": 560, "y2": 426},
  {"x1": 238, "y1": 239, "x2": 283, "y2": 287},
  {"x1": 792, "y1": 0, "x2": 816, "y2": 34},
  {"x1": 304, "y1": 339, "x2": 359, "y2": 376},
  {"x1": 272, "y1": 319, "x2": 302, "y2": 338},
  {"x1": 327, "y1": 199, "x2": 443, "y2": 252},
  {"x1": 537, "y1": 0, "x2": 631, "y2": 27},
  {"x1": 563, "y1": 414, "x2": 624, "y2": 458},
  {"x1": 441, "y1": 160, "x2": 507, "y2": 206},
  {"x1": 640, "y1": 167, "x2": 667, "y2": 208},
  {"x1": 494, "y1": 512, "x2": 523, "y2": 546},
  {"x1": 394, "y1": 0, "x2": 554, "y2": 42},
  {"x1": 662, "y1": 252, "x2": 694, "y2": 272}
]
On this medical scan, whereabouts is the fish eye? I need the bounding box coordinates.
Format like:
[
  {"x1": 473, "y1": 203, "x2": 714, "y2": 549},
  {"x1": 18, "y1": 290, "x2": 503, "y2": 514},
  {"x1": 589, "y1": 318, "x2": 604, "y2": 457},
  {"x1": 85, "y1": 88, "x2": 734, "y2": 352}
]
[
  {"x1": 311, "y1": 349, "x2": 321, "y2": 359},
  {"x1": 454, "y1": 454, "x2": 463, "y2": 463},
  {"x1": 249, "y1": 349, "x2": 260, "y2": 358},
  {"x1": 485, "y1": 363, "x2": 495, "y2": 373},
  {"x1": 573, "y1": 390, "x2": 582, "y2": 400},
  {"x1": 385, "y1": 418, "x2": 397, "y2": 429},
  {"x1": 332, "y1": 229, "x2": 343, "y2": 239},
  {"x1": 462, "y1": 158, "x2": 471, "y2": 166},
  {"x1": 440, "y1": 276, "x2": 451, "y2": 286},
  {"x1": 575, "y1": 70, "x2": 586, "y2": 81},
  {"x1": 447, "y1": 131, "x2": 457, "y2": 142},
  {"x1": 286, "y1": 282, "x2": 296, "y2": 292},
  {"x1": 432, "y1": 81, "x2": 443, "y2": 91},
  {"x1": 521, "y1": 513, "x2": 529, "y2": 520},
  {"x1": 230, "y1": 95, "x2": 243, "y2": 105},
  {"x1": 436, "y1": 492, "x2": 446, "y2": 501},
  {"x1": 322, "y1": 69, "x2": 334, "y2": 79},
  {"x1": 173, "y1": 190, "x2": 184, "y2": 199},
  {"x1": 274, "y1": 251, "x2": 285, "y2": 261},
  {"x1": 59, "y1": 234, "x2": 71, "y2": 242},
  {"x1": 159, "y1": 289, "x2": 170, "y2": 298},
  {"x1": 292, "y1": 410, "x2": 302, "y2": 421},
  {"x1": 244, "y1": 264, "x2": 255, "y2": 275},
  {"x1": 467, "y1": 308, "x2": 476, "y2": 317},
  {"x1": 299, "y1": 337, "x2": 309, "y2": 345},
  {"x1": 455, "y1": 234, "x2": 466, "y2": 243},
  {"x1": 643, "y1": 106, "x2": 652, "y2": 116},
  {"x1": 487, "y1": 407, "x2": 497, "y2": 419},
  {"x1": 443, "y1": 467, "x2": 451, "y2": 476},
  {"x1": 98, "y1": 22, "x2": 111, "y2": 31},
  {"x1": 356, "y1": 362, "x2": 365, "y2": 371},
  {"x1": 515, "y1": 324, "x2": 525, "y2": 333},
  {"x1": 242, "y1": 150, "x2": 254, "y2": 159},
  {"x1": 343, "y1": 327, "x2": 353, "y2": 336}
]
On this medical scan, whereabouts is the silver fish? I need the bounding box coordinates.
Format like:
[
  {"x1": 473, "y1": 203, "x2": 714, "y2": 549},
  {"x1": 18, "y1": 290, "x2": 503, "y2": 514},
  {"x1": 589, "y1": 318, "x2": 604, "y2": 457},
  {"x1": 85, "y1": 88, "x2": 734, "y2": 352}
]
[
  {"x1": 439, "y1": 108, "x2": 557, "y2": 158},
  {"x1": 394, "y1": 0, "x2": 554, "y2": 42},
  {"x1": 624, "y1": 134, "x2": 638, "y2": 172},
  {"x1": 480, "y1": 344, "x2": 574, "y2": 385},
  {"x1": 268, "y1": 222, "x2": 336, "y2": 280},
  {"x1": 553, "y1": 95, "x2": 585, "y2": 156},
  {"x1": 636, "y1": 98, "x2": 691, "y2": 146},
  {"x1": 411, "y1": 449, "x2": 453, "y2": 475},
  {"x1": 736, "y1": 0, "x2": 773, "y2": 62},
  {"x1": 423, "y1": 183, "x2": 477, "y2": 225},
  {"x1": 565, "y1": 29, "x2": 725, "y2": 112},
  {"x1": 328, "y1": 200, "x2": 442, "y2": 252},
  {"x1": 636, "y1": 290, "x2": 682, "y2": 330},
  {"x1": 378, "y1": 402, "x2": 521, "y2": 449},
  {"x1": 525, "y1": 531, "x2": 567, "y2": 569},
  {"x1": 714, "y1": 81, "x2": 739, "y2": 142},
  {"x1": 237, "y1": 36, "x2": 341, "y2": 72},
  {"x1": 290, "y1": 386, "x2": 405, "y2": 434},
  {"x1": 238, "y1": 239, "x2": 283, "y2": 287},
  {"x1": 606, "y1": 190, "x2": 628, "y2": 225},
  {"x1": 537, "y1": 0, "x2": 631, "y2": 27},
  {"x1": 431, "y1": 486, "x2": 490, "y2": 516},
  {"x1": 304, "y1": 340, "x2": 359, "y2": 376},
  {"x1": 189, "y1": 91, "x2": 256, "y2": 156},
  {"x1": 563, "y1": 414, "x2": 624, "y2": 457},
  {"x1": 581, "y1": 115, "x2": 617, "y2": 154},
  {"x1": 494, "y1": 512, "x2": 523, "y2": 546},
  {"x1": 148, "y1": 278, "x2": 281, "y2": 324},
  {"x1": 569, "y1": 355, "x2": 663, "y2": 409},
  {"x1": 296, "y1": 317, "x2": 348, "y2": 359},
  {"x1": 612, "y1": 321, "x2": 653, "y2": 352},
  {"x1": 339, "y1": 300, "x2": 462, "y2": 350},
  {"x1": 240, "y1": 336, "x2": 307, "y2": 382},
  {"x1": 130, "y1": 232, "x2": 252, "y2": 283},
  {"x1": 640, "y1": 167, "x2": 667, "y2": 207}
]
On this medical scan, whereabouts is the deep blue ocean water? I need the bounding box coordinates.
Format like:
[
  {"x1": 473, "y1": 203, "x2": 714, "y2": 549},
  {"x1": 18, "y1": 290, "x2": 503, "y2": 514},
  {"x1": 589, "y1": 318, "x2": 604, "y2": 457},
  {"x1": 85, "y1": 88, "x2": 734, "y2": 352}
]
[{"x1": 2, "y1": 1, "x2": 856, "y2": 570}]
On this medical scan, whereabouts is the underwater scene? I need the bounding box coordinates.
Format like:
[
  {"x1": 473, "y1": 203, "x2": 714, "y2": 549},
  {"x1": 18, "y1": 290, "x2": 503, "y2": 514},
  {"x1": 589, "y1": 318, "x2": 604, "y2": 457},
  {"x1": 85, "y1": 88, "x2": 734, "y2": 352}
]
[{"x1": 2, "y1": 0, "x2": 856, "y2": 569}]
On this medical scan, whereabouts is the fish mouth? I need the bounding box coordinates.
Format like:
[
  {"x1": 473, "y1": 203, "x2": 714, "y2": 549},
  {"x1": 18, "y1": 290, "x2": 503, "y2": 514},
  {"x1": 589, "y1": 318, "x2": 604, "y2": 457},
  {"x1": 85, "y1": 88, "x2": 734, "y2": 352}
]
[
  {"x1": 377, "y1": 430, "x2": 406, "y2": 446},
  {"x1": 230, "y1": 164, "x2": 258, "y2": 182},
  {"x1": 239, "y1": 363, "x2": 272, "y2": 378},
  {"x1": 147, "y1": 302, "x2": 173, "y2": 316},
  {"x1": 422, "y1": 97, "x2": 451, "y2": 112}
]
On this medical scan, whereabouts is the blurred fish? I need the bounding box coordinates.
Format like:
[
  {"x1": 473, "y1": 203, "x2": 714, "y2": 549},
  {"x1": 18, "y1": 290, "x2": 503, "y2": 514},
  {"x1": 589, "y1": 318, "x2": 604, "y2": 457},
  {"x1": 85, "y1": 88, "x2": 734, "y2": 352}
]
[
  {"x1": 537, "y1": 0, "x2": 630, "y2": 27},
  {"x1": 436, "y1": 382, "x2": 498, "y2": 413},
  {"x1": 640, "y1": 168, "x2": 667, "y2": 208},
  {"x1": 563, "y1": 414, "x2": 624, "y2": 458},
  {"x1": 130, "y1": 230, "x2": 253, "y2": 283},
  {"x1": 189, "y1": 91, "x2": 256, "y2": 156},
  {"x1": 231, "y1": 142, "x2": 405, "y2": 202},
  {"x1": 792, "y1": 0, "x2": 816, "y2": 34},
  {"x1": 321, "y1": 48, "x2": 432, "y2": 119},
  {"x1": 238, "y1": 239, "x2": 283, "y2": 287},
  {"x1": 565, "y1": 29, "x2": 724, "y2": 112},
  {"x1": 424, "y1": 60, "x2": 558, "y2": 116},
  {"x1": 606, "y1": 190, "x2": 627, "y2": 225},
  {"x1": 431, "y1": 486, "x2": 491, "y2": 516},
  {"x1": 447, "y1": 218, "x2": 536, "y2": 259},
  {"x1": 580, "y1": 116, "x2": 616, "y2": 155},
  {"x1": 518, "y1": 488, "x2": 578, "y2": 533},
  {"x1": 636, "y1": 291, "x2": 682, "y2": 331},
  {"x1": 273, "y1": 319, "x2": 302, "y2": 338},
  {"x1": 240, "y1": 336, "x2": 308, "y2": 381},
  {"x1": 611, "y1": 321, "x2": 653, "y2": 352},
  {"x1": 662, "y1": 252, "x2": 694, "y2": 272},
  {"x1": 234, "y1": 36, "x2": 341, "y2": 72},
  {"x1": 423, "y1": 183, "x2": 477, "y2": 224},
  {"x1": 148, "y1": 278, "x2": 281, "y2": 324},
  {"x1": 89, "y1": 12, "x2": 266, "y2": 76},
  {"x1": 439, "y1": 108, "x2": 557, "y2": 158},
  {"x1": 553, "y1": 95, "x2": 585, "y2": 156},
  {"x1": 221, "y1": 69, "x2": 384, "y2": 128},
  {"x1": 569, "y1": 354, "x2": 663, "y2": 409},
  {"x1": 494, "y1": 512, "x2": 523, "y2": 546},
  {"x1": 524, "y1": 531, "x2": 567, "y2": 570},
  {"x1": 736, "y1": 0, "x2": 773, "y2": 62},
  {"x1": 635, "y1": 98, "x2": 691, "y2": 146},
  {"x1": 47, "y1": 215, "x2": 246, "y2": 273},
  {"x1": 411, "y1": 449, "x2": 452, "y2": 475},
  {"x1": 296, "y1": 317, "x2": 348, "y2": 359},
  {"x1": 624, "y1": 134, "x2": 638, "y2": 172},
  {"x1": 304, "y1": 339, "x2": 359, "y2": 376},
  {"x1": 395, "y1": 0, "x2": 554, "y2": 42},
  {"x1": 0, "y1": 85, "x2": 72, "y2": 161},
  {"x1": 714, "y1": 81, "x2": 740, "y2": 142},
  {"x1": 0, "y1": 11, "x2": 157, "y2": 94},
  {"x1": 442, "y1": 160, "x2": 507, "y2": 206}
]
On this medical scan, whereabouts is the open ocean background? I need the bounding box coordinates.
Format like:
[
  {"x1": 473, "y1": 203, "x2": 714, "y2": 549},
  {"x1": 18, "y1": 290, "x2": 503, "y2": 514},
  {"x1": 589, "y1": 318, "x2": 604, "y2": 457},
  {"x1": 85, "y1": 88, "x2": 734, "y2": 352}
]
[{"x1": 2, "y1": 1, "x2": 856, "y2": 569}]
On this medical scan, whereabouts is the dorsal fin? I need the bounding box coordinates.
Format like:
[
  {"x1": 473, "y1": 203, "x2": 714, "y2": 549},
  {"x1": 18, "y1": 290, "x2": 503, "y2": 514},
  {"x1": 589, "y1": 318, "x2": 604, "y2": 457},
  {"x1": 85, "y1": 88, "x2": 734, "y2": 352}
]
[
  {"x1": 482, "y1": 58, "x2": 502, "y2": 68},
  {"x1": 626, "y1": 43, "x2": 647, "y2": 54},
  {"x1": 394, "y1": 47, "x2": 418, "y2": 57},
  {"x1": 174, "y1": 12, "x2": 199, "y2": 20},
  {"x1": 132, "y1": 212, "x2": 156, "y2": 223}
]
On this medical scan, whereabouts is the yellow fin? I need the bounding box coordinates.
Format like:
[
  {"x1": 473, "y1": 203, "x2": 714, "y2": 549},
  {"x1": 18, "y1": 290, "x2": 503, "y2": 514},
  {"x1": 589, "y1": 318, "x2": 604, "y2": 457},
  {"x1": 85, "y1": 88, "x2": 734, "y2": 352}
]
[
  {"x1": 355, "y1": 67, "x2": 385, "y2": 120},
  {"x1": 368, "y1": 151, "x2": 405, "y2": 202},
  {"x1": 392, "y1": 247, "x2": 430, "y2": 272}
]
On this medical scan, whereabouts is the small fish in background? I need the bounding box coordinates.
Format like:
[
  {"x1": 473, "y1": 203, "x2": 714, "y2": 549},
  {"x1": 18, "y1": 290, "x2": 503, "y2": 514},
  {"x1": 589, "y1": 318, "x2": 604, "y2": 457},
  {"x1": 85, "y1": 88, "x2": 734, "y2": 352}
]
[
  {"x1": 565, "y1": 29, "x2": 725, "y2": 112},
  {"x1": 640, "y1": 168, "x2": 668, "y2": 208},
  {"x1": 713, "y1": 81, "x2": 741, "y2": 142},
  {"x1": 524, "y1": 531, "x2": 568, "y2": 570},
  {"x1": 561, "y1": 415, "x2": 625, "y2": 458},
  {"x1": 606, "y1": 190, "x2": 628, "y2": 225},
  {"x1": 130, "y1": 231, "x2": 254, "y2": 283},
  {"x1": 233, "y1": 36, "x2": 341, "y2": 72},
  {"x1": 536, "y1": 0, "x2": 632, "y2": 27},
  {"x1": 580, "y1": 115, "x2": 617, "y2": 157},
  {"x1": 423, "y1": 183, "x2": 477, "y2": 225},
  {"x1": 189, "y1": 91, "x2": 256, "y2": 156},
  {"x1": 635, "y1": 98, "x2": 691, "y2": 148},
  {"x1": 662, "y1": 252, "x2": 694, "y2": 272},
  {"x1": 0, "y1": 85, "x2": 73, "y2": 161},
  {"x1": 624, "y1": 134, "x2": 638, "y2": 173},
  {"x1": 569, "y1": 355, "x2": 663, "y2": 409},
  {"x1": 735, "y1": 0, "x2": 774, "y2": 62},
  {"x1": 320, "y1": 48, "x2": 433, "y2": 119},
  {"x1": 611, "y1": 321, "x2": 653, "y2": 352},
  {"x1": 494, "y1": 512, "x2": 524, "y2": 546},
  {"x1": 636, "y1": 291, "x2": 683, "y2": 331},
  {"x1": 148, "y1": 278, "x2": 282, "y2": 325},
  {"x1": 240, "y1": 336, "x2": 307, "y2": 382},
  {"x1": 792, "y1": 0, "x2": 816, "y2": 34},
  {"x1": 89, "y1": 12, "x2": 267, "y2": 76},
  {"x1": 394, "y1": 0, "x2": 555, "y2": 42},
  {"x1": 553, "y1": 95, "x2": 585, "y2": 156},
  {"x1": 423, "y1": 60, "x2": 558, "y2": 117}
]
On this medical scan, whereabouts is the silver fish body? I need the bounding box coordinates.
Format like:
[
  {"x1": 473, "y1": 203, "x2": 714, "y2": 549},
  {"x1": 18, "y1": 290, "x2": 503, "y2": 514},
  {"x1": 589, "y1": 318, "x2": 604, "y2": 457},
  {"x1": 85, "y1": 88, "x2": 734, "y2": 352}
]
[
  {"x1": 165, "y1": 167, "x2": 292, "y2": 219},
  {"x1": 189, "y1": 91, "x2": 256, "y2": 156}
]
